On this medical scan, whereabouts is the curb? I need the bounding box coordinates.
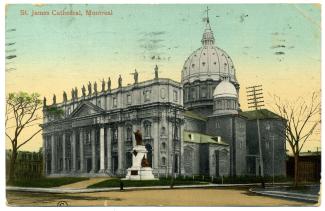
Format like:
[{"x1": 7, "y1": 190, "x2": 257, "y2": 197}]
[
  {"x1": 249, "y1": 188, "x2": 319, "y2": 204},
  {"x1": 6, "y1": 182, "x2": 292, "y2": 194}
]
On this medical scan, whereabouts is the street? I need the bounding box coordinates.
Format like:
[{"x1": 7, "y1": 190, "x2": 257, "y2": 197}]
[{"x1": 6, "y1": 187, "x2": 315, "y2": 206}]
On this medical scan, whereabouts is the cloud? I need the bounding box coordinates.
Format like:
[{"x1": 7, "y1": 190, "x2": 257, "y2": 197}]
[
  {"x1": 137, "y1": 31, "x2": 169, "y2": 61},
  {"x1": 140, "y1": 31, "x2": 166, "y2": 37},
  {"x1": 275, "y1": 51, "x2": 285, "y2": 55},
  {"x1": 240, "y1": 14, "x2": 248, "y2": 23},
  {"x1": 271, "y1": 45, "x2": 286, "y2": 49}
]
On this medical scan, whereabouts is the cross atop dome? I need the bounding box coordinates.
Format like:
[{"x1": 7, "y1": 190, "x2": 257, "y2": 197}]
[
  {"x1": 201, "y1": 6, "x2": 215, "y2": 46},
  {"x1": 205, "y1": 6, "x2": 210, "y2": 24}
]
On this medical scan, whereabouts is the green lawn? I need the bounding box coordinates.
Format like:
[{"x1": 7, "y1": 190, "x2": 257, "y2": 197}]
[
  {"x1": 88, "y1": 178, "x2": 208, "y2": 188},
  {"x1": 7, "y1": 177, "x2": 89, "y2": 188}
]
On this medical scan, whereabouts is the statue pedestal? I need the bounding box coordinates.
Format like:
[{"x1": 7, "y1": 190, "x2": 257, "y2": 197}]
[{"x1": 123, "y1": 145, "x2": 157, "y2": 180}]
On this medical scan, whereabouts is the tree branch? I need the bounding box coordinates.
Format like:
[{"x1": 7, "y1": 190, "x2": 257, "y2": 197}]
[{"x1": 17, "y1": 128, "x2": 42, "y2": 150}]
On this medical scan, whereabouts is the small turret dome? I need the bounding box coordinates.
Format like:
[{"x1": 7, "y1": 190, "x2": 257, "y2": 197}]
[{"x1": 213, "y1": 80, "x2": 237, "y2": 98}]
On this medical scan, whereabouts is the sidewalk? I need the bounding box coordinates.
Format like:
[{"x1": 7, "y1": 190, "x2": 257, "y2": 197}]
[
  {"x1": 249, "y1": 185, "x2": 320, "y2": 203},
  {"x1": 58, "y1": 177, "x2": 108, "y2": 189},
  {"x1": 6, "y1": 182, "x2": 290, "y2": 194}
]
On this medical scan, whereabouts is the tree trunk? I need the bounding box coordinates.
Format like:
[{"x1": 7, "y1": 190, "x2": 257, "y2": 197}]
[
  {"x1": 294, "y1": 154, "x2": 299, "y2": 187},
  {"x1": 8, "y1": 149, "x2": 17, "y2": 183}
]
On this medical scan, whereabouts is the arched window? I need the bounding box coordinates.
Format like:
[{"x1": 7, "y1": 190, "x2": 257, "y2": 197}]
[
  {"x1": 161, "y1": 157, "x2": 166, "y2": 166},
  {"x1": 112, "y1": 127, "x2": 118, "y2": 143},
  {"x1": 85, "y1": 130, "x2": 91, "y2": 144},
  {"x1": 217, "y1": 100, "x2": 221, "y2": 110},
  {"x1": 145, "y1": 144, "x2": 152, "y2": 167},
  {"x1": 161, "y1": 142, "x2": 166, "y2": 150},
  {"x1": 201, "y1": 86, "x2": 207, "y2": 98},
  {"x1": 144, "y1": 121, "x2": 151, "y2": 138},
  {"x1": 190, "y1": 87, "x2": 196, "y2": 100},
  {"x1": 161, "y1": 127, "x2": 166, "y2": 136},
  {"x1": 216, "y1": 120, "x2": 220, "y2": 129},
  {"x1": 174, "y1": 154, "x2": 179, "y2": 173},
  {"x1": 126, "y1": 152, "x2": 132, "y2": 168},
  {"x1": 174, "y1": 126, "x2": 179, "y2": 139},
  {"x1": 66, "y1": 138, "x2": 71, "y2": 157},
  {"x1": 126, "y1": 126, "x2": 132, "y2": 142}
]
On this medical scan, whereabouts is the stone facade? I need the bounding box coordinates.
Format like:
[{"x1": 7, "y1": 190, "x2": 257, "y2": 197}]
[
  {"x1": 243, "y1": 109, "x2": 287, "y2": 177},
  {"x1": 42, "y1": 78, "x2": 185, "y2": 177}
]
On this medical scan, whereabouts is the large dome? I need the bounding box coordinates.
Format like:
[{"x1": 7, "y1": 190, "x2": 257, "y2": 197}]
[
  {"x1": 181, "y1": 18, "x2": 237, "y2": 84},
  {"x1": 213, "y1": 80, "x2": 237, "y2": 98}
]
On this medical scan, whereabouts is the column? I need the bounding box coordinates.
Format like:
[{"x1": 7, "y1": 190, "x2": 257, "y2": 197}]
[
  {"x1": 153, "y1": 121, "x2": 159, "y2": 172},
  {"x1": 180, "y1": 122, "x2": 185, "y2": 175},
  {"x1": 168, "y1": 121, "x2": 173, "y2": 175},
  {"x1": 42, "y1": 135, "x2": 47, "y2": 175},
  {"x1": 99, "y1": 126, "x2": 105, "y2": 173},
  {"x1": 79, "y1": 128, "x2": 85, "y2": 173},
  {"x1": 51, "y1": 134, "x2": 56, "y2": 174},
  {"x1": 91, "y1": 128, "x2": 96, "y2": 173},
  {"x1": 117, "y1": 125, "x2": 124, "y2": 175},
  {"x1": 71, "y1": 130, "x2": 77, "y2": 172},
  {"x1": 62, "y1": 133, "x2": 66, "y2": 173},
  {"x1": 132, "y1": 124, "x2": 137, "y2": 147},
  {"x1": 106, "y1": 127, "x2": 112, "y2": 173}
]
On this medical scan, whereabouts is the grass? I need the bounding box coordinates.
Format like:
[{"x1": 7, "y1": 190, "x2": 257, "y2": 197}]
[
  {"x1": 88, "y1": 177, "x2": 208, "y2": 188},
  {"x1": 210, "y1": 175, "x2": 293, "y2": 184},
  {"x1": 7, "y1": 177, "x2": 89, "y2": 188}
]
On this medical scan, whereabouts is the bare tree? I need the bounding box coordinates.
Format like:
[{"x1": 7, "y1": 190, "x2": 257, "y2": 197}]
[
  {"x1": 5, "y1": 92, "x2": 42, "y2": 182},
  {"x1": 272, "y1": 92, "x2": 320, "y2": 186}
]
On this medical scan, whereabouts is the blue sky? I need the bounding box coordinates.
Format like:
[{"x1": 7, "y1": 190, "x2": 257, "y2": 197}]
[{"x1": 5, "y1": 4, "x2": 321, "y2": 151}]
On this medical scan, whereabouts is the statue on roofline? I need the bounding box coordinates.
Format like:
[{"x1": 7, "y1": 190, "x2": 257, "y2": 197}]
[
  {"x1": 134, "y1": 69, "x2": 138, "y2": 84},
  {"x1": 94, "y1": 81, "x2": 97, "y2": 94},
  {"x1": 74, "y1": 87, "x2": 78, "y2": 98},
  {"x1": 52, "y1": 94, "x2": 56, "y2": 105},
  {"x1": 82, "y1": 85, "x2": 86, "y2": 97},
  {"x1": 71, "y1": 88, "x2": 75, "y2": 100},
  {"x1": 107, "y1": 77, "x2": 111, "y2": 91},
  {"x1": 101, "y1": 78, "x2": 105, "y2": 92},
  {"x1": 118, "y1": 75, "x2": 122, "y2": 88},
  {"x1": 88, "y1": 81, "x2": 92, "y2": 96},
  {"x1": 63, "y1": 91, "x2": 67, "y2": 102},
  {"x1": 154, "y1": 65, "x2": 159, "y2": 79}
]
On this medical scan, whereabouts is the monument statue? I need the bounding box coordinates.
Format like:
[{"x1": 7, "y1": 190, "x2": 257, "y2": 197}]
[
  {"x1": 141, "y1": 155, "x2": 150, "y2": 167},
  {"x1": 63, "y1": 91, "x2": 67, "y2": 102},
  {"x1": 124, "y1": 129, "x2": 156, "y2": 180},
  {"x1": 88, "y1": 81, "x2": 92, "y2": 95},
  {"x1": 53, "y1": 94, "x2": 56, "y2": 105},
  {"x1": 94, "y1": 81, "x2": 97, "y2": 94},
  {"x1": 154, "y1": 65, "x2": 159, "y2": 79},
  {"x1": 43, "y1": 97, "x2": 46, "y2": 107},
  {"x1": 82, "y1": 85, "x2": 86, "y2": 97},
  {"x1": 118, "y1": 75, "x2": 122, "y2": 88},
  {"x1": 101, "y1": 79, "x2": 105, "y2": 92},
  {"x1": 134, "y1": 130, "x2": 143, "y2": 145},
  {"x1": 107, "y1": 77, "x2": 111, "y2": 91}
]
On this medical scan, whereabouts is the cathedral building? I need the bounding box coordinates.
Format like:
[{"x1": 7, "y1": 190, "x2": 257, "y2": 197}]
[{"x1": 41, "y1": 13, "x2": 286, "y2": 178}]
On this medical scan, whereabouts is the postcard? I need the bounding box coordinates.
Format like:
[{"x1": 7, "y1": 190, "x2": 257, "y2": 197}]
[{"x1": 5, "y1": 3, "x2": 321, "y2": 206}]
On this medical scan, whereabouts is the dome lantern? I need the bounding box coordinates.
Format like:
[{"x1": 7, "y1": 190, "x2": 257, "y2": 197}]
[{"x1": 201, "y1": 7, "x2": 215, "y2": 46}]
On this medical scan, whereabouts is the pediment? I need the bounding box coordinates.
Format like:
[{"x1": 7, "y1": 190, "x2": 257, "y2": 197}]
[{"x1": 70, "y1": 102, "x2": 104, "y2": 118}]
